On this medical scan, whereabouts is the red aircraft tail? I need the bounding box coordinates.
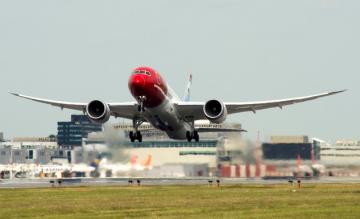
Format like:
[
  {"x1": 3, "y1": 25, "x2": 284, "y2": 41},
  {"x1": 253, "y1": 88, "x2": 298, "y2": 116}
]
[{"x1": 141, "y1": 155, "x2": 152, "y2": 168}]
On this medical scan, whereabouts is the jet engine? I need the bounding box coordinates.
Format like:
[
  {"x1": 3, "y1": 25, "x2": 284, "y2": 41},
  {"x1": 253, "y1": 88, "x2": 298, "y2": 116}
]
[
  {"x1": 86, "y1": 100, "x2": 111, "y2": 124},
  {"x1": 203, "y1": 99, "x2": 227, "y2": 123}
]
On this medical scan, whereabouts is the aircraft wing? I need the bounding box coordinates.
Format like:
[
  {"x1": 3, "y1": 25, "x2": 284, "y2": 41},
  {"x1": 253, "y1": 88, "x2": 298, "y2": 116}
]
[
  {"x1": 108, "y1": 102, "x2": 141, "y2": 119},
  {"x1": 9, "y1": 92, "x2": 86, "y2": 111},
  {"x1": 175, "y1": 90, "x2": 346, "y2": 120},
  {"x1": 9, "y1": 92, "x2": 140, "y2": 120}
]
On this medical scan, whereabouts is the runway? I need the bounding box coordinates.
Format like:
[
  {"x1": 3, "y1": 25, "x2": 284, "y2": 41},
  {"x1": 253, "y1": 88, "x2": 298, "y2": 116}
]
[{"x1": 1, "y1": 177, "x2": 360, "y2": 189}]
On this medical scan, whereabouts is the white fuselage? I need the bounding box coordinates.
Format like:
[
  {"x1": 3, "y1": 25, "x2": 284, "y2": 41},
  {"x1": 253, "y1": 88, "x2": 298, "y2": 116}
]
[{"x1": 142, "y1": 88, "x2": 192, "y2": 139}]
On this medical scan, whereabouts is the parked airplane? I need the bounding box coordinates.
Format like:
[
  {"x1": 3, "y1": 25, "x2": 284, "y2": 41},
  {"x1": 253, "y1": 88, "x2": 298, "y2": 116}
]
[
  {"x1": 98, "y1": 155, "x2": 153, "y2": 176},
  {"x1": 0, "y1": 163, "x2": 96, "y2": 179},
  {"x1": 10, "y1": 66, "x2": 345, "y2": 142}
]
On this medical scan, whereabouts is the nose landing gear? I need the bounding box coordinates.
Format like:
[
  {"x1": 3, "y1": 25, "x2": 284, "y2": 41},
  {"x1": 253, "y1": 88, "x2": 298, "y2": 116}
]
[
  {"x1": 186, "y1": 131, "x2": 199, "y2": 142},
  {"x1": 137, "y1": 96, "x2": 146, "y2": 112}
]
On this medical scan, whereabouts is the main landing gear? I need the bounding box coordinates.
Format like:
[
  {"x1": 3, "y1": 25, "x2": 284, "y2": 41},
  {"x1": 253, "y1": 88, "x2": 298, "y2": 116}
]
[
  {"x1": 129, "y1": 131, "x2": 142, "y2": 142},
  {"x1": 130, "y1": 118, "x2": 143, "y2": 142},
  {"x1": 186, "y1": 131, "x2": 199, "y2": 142},
  {"x1": 131, "y1": 96, "x2": 145, "y2": 142}
]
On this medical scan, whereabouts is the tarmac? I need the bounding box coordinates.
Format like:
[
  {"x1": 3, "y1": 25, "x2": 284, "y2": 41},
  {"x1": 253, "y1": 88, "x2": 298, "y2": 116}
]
[{"x1": 1, "y1": 177, "x2": 360, "y2": 189}]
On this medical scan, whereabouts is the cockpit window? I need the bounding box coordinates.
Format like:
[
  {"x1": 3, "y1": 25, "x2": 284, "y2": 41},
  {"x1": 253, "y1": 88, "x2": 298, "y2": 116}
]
[{"x1": 133, "y1": 70, "x2": 151, "y2": 76}]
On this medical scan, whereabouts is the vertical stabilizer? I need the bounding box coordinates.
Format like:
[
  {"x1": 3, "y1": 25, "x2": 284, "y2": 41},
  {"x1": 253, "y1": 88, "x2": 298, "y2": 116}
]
[
  {"x1": 130, "y1": 154, "x2": 138, "y2": 166},
  {"x1": 141, "y1": 155, "x2": 152, "y2": 168},
  {"x1": 182, "y1": 73, "x2": 192, "y2": 102}
]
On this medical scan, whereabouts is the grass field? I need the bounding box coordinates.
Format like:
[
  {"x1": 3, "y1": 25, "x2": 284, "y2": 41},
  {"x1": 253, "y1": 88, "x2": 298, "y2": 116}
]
[{"x1": 0, "y1": 184, "x2": 360, "y2": 219}]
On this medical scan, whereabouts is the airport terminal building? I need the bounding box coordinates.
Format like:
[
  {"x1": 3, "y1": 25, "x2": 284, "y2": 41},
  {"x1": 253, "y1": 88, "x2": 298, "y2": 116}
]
[
  {"x1": 319, "y1": 140, "x2": 360, "y2": 166},
  {"x1": 0, "y1": 137, "x2": 58, "y2": 164},
  {"x1": 262, "y1": 136, "x2": 320, "y2": 161},
  {"x1": 2, "y1": 114, "x2": 360, "y2": 178},
  {"x1": 82, "y1": 122, "x2": 241, "y2": 177},
  {"x1": 57, "y1": 115, "x2": 102, "y2": 148}
]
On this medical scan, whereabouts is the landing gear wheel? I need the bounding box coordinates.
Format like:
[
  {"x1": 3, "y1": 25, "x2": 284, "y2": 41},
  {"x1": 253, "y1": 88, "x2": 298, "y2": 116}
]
[
  {"x1": 194, "y1": 131, "x2": 199, "y2": 142},
  {"x1": 186, "y1": 131, "x2": 200, "y2": 142},
  {"x1": 129, "y1": 131, "x2": 135, "y2": 142},
  {"x1": 131, "y1": 118, "x2": 144, "y2": 142},
  {"x1": 186, "y1": 131, "x2": 192, "y2": 142},
  {"x1": 136, "y1": 131, "x2": 142, "y2": 143},
  {"x1": 129, "y1": 131, "x2": 142, "y2": 142}
]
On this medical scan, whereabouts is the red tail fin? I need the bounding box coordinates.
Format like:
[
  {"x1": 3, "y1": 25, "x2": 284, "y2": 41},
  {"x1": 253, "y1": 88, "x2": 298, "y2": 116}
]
[
  {"x1": 141, "y1": 155, "x2": 152, "y2": 167},
  {"x1": 130, "y1": 155, "x2": 138, "y2": 166}
]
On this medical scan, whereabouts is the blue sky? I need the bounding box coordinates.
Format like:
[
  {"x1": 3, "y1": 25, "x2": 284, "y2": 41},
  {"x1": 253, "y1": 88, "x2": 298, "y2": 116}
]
[{"x1": 0, "y1": 0, "x2": 358, "y2": 142}]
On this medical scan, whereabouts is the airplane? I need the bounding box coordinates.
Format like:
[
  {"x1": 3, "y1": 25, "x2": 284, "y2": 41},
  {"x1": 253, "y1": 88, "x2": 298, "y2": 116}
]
[
  {"x1": 33, "y1": 163, "x2": 95, "y2": 175},
  {"x1": 10, "y1": 66, "x2": 346, "y2": 142},
  {"x1": 0, "y1": 163, "x2": 96, "y2": 179},
  {"x1": 98, "y1": 155, "x2": 153, "y2": 176}
]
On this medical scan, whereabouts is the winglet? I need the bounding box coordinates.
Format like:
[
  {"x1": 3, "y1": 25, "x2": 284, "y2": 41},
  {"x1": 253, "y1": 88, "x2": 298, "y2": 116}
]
[
  {"x1": 9, "y1": 92, "x2": 20, "y2": 97},
  {"x1": 329, "y1": 89, "x2": 347, "y2": 95}
]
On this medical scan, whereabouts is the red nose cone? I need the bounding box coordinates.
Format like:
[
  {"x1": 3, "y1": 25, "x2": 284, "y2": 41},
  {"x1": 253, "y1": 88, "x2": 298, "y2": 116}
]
[
  {"x1": 129, "y1": 74, "x2": 146, "y2": 96},
  {"x1": 133, "y1": 74, "x2": 145, "y2": 85}
]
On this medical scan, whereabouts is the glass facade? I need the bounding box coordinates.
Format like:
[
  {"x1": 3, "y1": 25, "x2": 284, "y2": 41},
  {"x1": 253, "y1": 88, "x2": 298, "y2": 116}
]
[
  {"x1": 57, "y1": 115, "x2": 102, "y2": 148},
  {"x1": 262, "y1": 143, "x2": 320, "y2": 160}
]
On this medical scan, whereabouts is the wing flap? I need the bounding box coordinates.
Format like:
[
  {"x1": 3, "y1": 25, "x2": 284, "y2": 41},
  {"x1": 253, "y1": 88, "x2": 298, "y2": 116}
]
[{"x1": 108, "y1": 102, "x2": 140, "y2": 120}]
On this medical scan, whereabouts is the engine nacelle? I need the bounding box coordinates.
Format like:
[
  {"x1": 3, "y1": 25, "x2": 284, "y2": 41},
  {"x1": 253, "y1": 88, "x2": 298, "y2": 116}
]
[
  {"x1": 86, "y1": 100, "x2": 111, "y2": 124},
  {"x1": 203, "y1": 99, "x2": 227, "y2": 124}
]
